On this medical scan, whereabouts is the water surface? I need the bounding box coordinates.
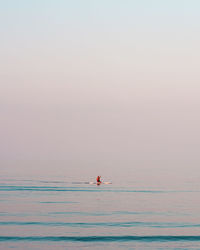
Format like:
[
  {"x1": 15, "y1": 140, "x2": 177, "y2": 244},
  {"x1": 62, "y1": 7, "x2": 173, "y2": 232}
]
[{"x1": 0, "y1": 176, "x2": 200, "y2": 249}]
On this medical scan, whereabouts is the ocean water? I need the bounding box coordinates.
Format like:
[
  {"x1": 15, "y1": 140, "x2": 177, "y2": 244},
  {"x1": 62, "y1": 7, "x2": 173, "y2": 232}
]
[{"x1": 0, "y1": 174, "x2": 200, "y2": 249}]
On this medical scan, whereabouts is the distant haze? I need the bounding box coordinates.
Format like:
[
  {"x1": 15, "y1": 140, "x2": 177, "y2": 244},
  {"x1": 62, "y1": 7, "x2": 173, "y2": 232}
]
[{"x1": 1, "y1": 0, "x2": 200, "y2": 180}]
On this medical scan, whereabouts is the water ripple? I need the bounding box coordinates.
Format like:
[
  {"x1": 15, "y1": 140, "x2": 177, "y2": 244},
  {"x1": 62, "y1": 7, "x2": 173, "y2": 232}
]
[
  {"x1": 1, "y1": 236, "x2": 200, "y2": 242},
  {"x1": 0, "y1": 221, "x2": 200, "y2": 228}
]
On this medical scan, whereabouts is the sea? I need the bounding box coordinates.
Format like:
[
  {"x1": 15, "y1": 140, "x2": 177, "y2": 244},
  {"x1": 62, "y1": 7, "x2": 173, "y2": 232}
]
[{"x1": 0, "y1": 172, "x2": 200, "y2": 249}]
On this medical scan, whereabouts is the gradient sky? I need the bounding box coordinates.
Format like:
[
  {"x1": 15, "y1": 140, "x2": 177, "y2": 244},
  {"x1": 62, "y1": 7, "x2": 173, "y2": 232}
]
[{"x1": 1, "y1": 0, "x2": 200, "y2": 179}]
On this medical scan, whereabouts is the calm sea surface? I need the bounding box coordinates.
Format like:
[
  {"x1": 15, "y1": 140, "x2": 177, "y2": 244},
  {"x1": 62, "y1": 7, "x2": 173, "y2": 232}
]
[{"x1": 0, "y1": 174, "x2": 200, "y2": 249}]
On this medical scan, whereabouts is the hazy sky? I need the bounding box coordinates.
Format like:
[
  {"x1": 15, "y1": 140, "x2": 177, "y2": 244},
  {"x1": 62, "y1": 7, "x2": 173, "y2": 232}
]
[{"x1": 1, "y1": 0, "x2": 200, "y2": 179}]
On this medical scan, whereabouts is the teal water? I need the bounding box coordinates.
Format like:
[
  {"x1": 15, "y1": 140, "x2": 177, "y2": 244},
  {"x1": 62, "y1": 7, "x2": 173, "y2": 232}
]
[{"x1": 0, "y1": 176, "x2": 200, "y2": 249}]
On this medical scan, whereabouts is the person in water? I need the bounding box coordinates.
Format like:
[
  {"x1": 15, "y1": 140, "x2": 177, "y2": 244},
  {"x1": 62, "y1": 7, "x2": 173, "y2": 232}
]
[{"x1": 96, "y1": 176, "x2": 101, "y2": 183}]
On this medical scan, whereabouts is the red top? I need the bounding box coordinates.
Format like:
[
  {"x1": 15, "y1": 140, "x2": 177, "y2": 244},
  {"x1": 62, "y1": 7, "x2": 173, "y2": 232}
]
[{"x1": 96, "y1": 176, "x2": 101, "y2": 182}]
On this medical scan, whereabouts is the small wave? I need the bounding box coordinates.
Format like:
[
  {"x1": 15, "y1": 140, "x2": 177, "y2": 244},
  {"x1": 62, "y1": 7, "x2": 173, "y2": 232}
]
[
  {"x1": 1, "y1": 236, "x2": 200, "y2": 242},
  {"x1": 0, "y1": 185, "x2": 166, "y2": 193},
  {"x1": 0, "y1": 211, "x2": 187, "y2": 218},
  {"x1": 0, "y1": 221, "x2": 200, "y2": 228},
  {"x1": 40, "y1": 201, "x2": 77, "y2": 204}
]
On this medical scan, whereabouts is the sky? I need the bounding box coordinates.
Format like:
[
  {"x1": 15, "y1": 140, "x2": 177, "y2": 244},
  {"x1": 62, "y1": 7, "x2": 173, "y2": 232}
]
[{"x1": 1, "y1": 0, "x2": 200, "y2": 179}]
